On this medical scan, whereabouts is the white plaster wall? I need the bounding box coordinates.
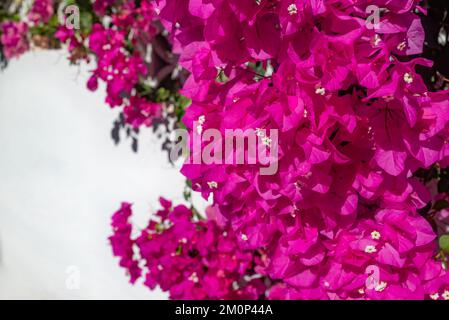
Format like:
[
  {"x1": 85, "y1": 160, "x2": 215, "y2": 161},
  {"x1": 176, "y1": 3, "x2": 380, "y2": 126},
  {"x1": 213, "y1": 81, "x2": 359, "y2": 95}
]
[{"x1": 0, "y1": 50, "x2": 200, "y2": 299}]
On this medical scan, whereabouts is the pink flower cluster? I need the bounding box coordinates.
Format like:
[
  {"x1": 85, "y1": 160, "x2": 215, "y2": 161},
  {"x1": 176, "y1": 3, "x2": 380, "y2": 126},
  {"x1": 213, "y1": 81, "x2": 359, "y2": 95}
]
[
  {"x1": 0, "y1": 21, "x2": 29, "y2": 59},
  {"x1": 109, "y1": 202, "x2": 142, "y2": 283},
  {"x1": 0, "y1": 0, "x2": 53, "y2": 60},
  {"x1": 151, "y1": 0, "x2": 449, "y2": 299},
  {"x1": 28, "y1": 0, "x2": 54, "y2": 25},
  {"x1": 19, "y1": 0, "x2": 164, "y2": 128},
  {"x1": 87, "y1": 24, "x2": 148, "y2": 107},
  {"x1": 83, "y1": 1, "x2": 161, "y2": 127},
  {"x1": 267, "y1": 208, "x2": 449, "y2": 299},
  {"x1": 110, "y1": 199, "x2": 267, "y2": 299},
  {"x1": 54, "y1": 26, "x2": 82, "y2": 53},
  {"x1": 93, "y1": 0, "x2": 118, "y2": 17}
]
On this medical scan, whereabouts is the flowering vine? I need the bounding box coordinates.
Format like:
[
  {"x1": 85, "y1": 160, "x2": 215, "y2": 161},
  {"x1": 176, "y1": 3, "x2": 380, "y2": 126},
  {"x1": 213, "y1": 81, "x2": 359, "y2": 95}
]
[
  {"x1": 2, "y1": 0, "x2": 449, "y2": 300},
  {"x1": 150, "y1": 0, "x2": 449, "y2": 299}
]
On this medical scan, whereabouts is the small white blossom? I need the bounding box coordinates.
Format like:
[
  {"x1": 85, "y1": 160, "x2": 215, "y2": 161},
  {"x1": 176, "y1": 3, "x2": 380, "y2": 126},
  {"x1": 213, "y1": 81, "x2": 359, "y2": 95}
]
[
  {"x1": 188, "y1": 272, "x2": 199, "y2": 283},
  {"x1": 315, "y1": 86, "x2": 326, "y2": 95},
  {"x1": 371, "y1": 34, "x2": 382, "y2": 46},
  {"x1": 443, "y1": 290, "x2": 449, "y2": 300},
  {"x1": 364, "y1": 245, "x2": 377, "y2": 254},
  {"x1": 404, "y1": 73, "x2": 414, "y2": 84},
  {"x1": 207, "y1": 181, "x2": 218, "y2": 189},
  {"x1": 430, "y1": 293, "x2": 439, "y2": 300},
  {"x1": 262, "y1": 136, "x2": 272, "y2": 146},
  {"x1": 288, "y1": 4, "x2": 298, "y2": 15},
  {"x1": 371, "y1": 231, "x2": 381, "y2": 240},
  {"x1": 375, "y1": 281, "x2": 387, "y2": 292}
]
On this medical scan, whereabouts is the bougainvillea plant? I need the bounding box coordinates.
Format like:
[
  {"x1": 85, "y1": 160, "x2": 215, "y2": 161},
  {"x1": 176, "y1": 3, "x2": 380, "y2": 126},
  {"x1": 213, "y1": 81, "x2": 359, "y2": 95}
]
[{"x1": 2, "y1": 0, "x2": 449, "y2": 300}]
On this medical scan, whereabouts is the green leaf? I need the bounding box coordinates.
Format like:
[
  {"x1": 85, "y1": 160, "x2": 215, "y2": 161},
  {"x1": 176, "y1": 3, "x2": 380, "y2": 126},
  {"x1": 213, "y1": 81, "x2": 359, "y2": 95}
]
[
  {"x1": 155, "y1": 223, "x2": 164, "y2": 233},
  {"x1": 80, "y1": 12, "x2": 93, "y2": 34},
  {"x1": 183, "y1": 189, "x2": 191, "y2": 202},
  {"x1": 439, "y1": 235, "x2": 449, "y2": 253},
  {"x1": 216, "y1": 69, "x2": 229, "y2": 83},
  {"x1": 156, "y1": 87, "x2": 170, "y2": 102},
  {"x1": 75, "y1": 0, "x2": 94, "y2": 11},
  {"x1": 177, "y1": 94, "x2": 191, "y2": 109},
  {"x1": 47, "y1": 14, "x2": 59, "y2": 28}
]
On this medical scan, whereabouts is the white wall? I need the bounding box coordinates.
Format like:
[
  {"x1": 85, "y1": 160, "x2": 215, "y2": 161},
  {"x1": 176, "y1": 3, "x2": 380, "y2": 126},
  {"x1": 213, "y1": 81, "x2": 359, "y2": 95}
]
[{"x1": 0, "y1": 51, "x2": 199, "y2": 299}]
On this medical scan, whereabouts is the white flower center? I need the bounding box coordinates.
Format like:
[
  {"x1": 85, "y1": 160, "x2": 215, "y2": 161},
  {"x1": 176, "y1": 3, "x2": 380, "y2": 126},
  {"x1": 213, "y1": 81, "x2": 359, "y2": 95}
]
[
  {"x1": 371, "y1": 231, "x2": 381, "y2": 240},
  {"x1": 288, "y1": 4, "x2": 298, "y2": 15},
  {"x1": 430, "y1": 293, "x2": 439, "y2": 300},
  {"x1": 443, "y1": 290, "x2": 449, "y2": 300},
  {"x1": 364, "y1": 245, "x2": 377, "y2": 253},
  {"x1": 404, "y1": 73, "x2": 414, "y2": 84},
  {"x1": 397, "y1": 41, "x2": 407, "y2": 51},
  {"x1": 207, "y1": 181, "x2": 218, "y2": 189},
  {"x1": 371, "y1": 34, "x2": 382, "y2": 46},
  {"x1": 189, "y1": 272, "x2": 199, "y2": 283},
  {"x1": 375, "y1": 281, "x2": 387, "y2": 292},
  {"x1": 315, "y1": 86, "x2": 326, "y2": 95},
  {"x1": 262, "y1": 136, "x2": 272, "y2": 146}
]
